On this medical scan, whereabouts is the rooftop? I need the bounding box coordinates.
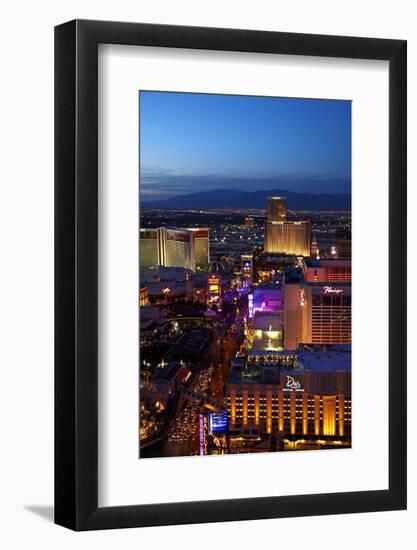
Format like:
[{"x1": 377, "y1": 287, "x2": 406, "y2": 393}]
[
  {"x1": 154, "y1": 362, "x2": 188, "y2": 382},
  {"x1": 252, "y1": 311, "x2": 283, "y2": 331},
  {"x1": 227, "y1": 345, "x2": 351, "y2": 385},
  {"x1": 304, "y1": 259, "x2": 351, "y2": 268},
  {"x1": 297, "y1": 344, "x2": 351, "y2": 372},
  {"x1": 254, "y1": 283, "x2": 282, "y2": 291},
  {"x1": 227, "y1": 364, "x2": 302, "y2": 385}
]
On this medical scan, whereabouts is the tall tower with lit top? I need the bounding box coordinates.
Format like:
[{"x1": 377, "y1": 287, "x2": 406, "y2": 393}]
[{"x1": 264, "y1": 197, "x2": 310, "y2": 257}]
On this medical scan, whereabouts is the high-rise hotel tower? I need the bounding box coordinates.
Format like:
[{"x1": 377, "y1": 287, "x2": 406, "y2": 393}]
[
  {"x1": 140, "y1": 227, "x2": 209, "y2": 271},
  {"x1": 264, "y1": 197, "x2": 310, "y2": 257},
  {"x1": 283, "y1": 259, "x2": 352, "y2": 349}
]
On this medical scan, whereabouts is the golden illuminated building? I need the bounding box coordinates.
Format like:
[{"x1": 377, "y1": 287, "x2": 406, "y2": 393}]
[
  {"x1": 227, "y1": 346, "x2": 351, "y2": 442},
  {"x1": 140, "y1": 228, "x2": 161, "y2": 269},
  {"x1": 267, "y1": 196, "x2": 286, "y2": 221},
  {"x1": 140, "y1": 286, "x2": 149, "y2": 307},
  {"x1": 164, "y1": 229, "x2": 194, "y2": 270},
  {"x1": 140, "y1": 227, "x2": 209, "y2": 271},
  {"x1": 186, "y1": 228, "x2": 210, "y2": 270},
  {"x1": 264, "y1": 197, "x2": 311, "y2": 257}
]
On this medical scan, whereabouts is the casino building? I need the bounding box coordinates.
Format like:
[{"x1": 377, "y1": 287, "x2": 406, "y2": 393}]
[
  {"x1": 264, "y1": 197, "x2": 311, "y2": 257},
  {"x1": 186, "y1": 228, "x2": 210, "y2": 271},
  {"x1": 284, "y1": 259, "x2": 352, "y2": 350},
  {"x1": 226, "y1": 345, "x2": 351, "y2": 449},
  {"x1": 140, "y1": 227, "x2": 209, "y2": 271},
  {"x1": 284, "y1": 282, "x2": 351, "y2": 349}
]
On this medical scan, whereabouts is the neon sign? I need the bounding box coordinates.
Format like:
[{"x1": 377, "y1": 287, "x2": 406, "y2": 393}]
[
  {"x1": 199, "y1": 414, "x2": 204, "y2": 455},
  {"x1": 248, "y1": 293, "x2": 254, "y2": 319},
  {"x1": 199, "y1": 414, "x2": 209, "y2": 455},
  {"x1": 324, "y1": 286, "x2": 343, "y2": 294}
]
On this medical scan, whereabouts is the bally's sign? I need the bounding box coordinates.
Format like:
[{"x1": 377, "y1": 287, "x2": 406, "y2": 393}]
[{"x1": 283, "y1": 375, "x2": 304, "y2": 392}]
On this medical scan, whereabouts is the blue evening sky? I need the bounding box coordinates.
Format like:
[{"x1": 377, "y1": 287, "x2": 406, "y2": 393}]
[{"x1": 139, "y1": 91, "x2": 351, "y2": 200}]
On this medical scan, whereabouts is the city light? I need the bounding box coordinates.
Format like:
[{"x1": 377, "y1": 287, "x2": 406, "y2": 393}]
[{"x1": 140, "y1": 122, "x2": 351, "y2": 459}]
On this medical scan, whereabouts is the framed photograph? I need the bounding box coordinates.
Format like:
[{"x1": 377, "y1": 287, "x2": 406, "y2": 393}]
[{"x1": 55, "y1": 20, "x2": 407, "y2": 530}]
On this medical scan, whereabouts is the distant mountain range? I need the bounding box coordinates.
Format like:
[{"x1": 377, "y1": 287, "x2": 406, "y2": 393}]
[{"x1": 142, "y1": 188, "x2": 351, "y2": 211}]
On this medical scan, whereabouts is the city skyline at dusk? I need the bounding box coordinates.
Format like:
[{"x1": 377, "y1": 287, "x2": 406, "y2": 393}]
[{"x1": 139, "y1": 91, "x2": 352, "y2": 460}]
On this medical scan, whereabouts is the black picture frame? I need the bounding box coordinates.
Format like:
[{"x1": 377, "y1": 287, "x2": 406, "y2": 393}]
[{"x1": 55, "y1": 19, "x2": 407, "y2": 531}]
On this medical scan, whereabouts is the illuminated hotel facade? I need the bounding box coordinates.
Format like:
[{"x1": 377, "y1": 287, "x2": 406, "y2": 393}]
[
  {"x1": 186, "y1": 228, "x2": 210, "y2": 270},
  {"x1": 140, "y1": 227, "x2": 209, "y2": 271},
  {"x1": 264, "y1": 197, "x2": 311, "y2": 257},
  {"x1": 284, "y1": 259, "x2": 352, "y2": 350},
  {"x1": 226, "y1": 346, "x2": 351, "y2": 445},
  {"x1": 284, "y1": 282, "x2": 351, "y2": 349}
]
